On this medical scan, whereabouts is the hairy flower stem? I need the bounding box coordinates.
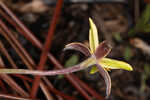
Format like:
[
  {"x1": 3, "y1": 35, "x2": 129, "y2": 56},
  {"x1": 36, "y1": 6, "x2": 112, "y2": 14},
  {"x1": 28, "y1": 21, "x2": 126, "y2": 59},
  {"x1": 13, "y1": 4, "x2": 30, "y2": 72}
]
[
  {"x1": 0, "y1": 64, "x2": 89, "y2": 76},
  {"x1": 0, "y1": 57, "x2": 95, "y2": 76}
]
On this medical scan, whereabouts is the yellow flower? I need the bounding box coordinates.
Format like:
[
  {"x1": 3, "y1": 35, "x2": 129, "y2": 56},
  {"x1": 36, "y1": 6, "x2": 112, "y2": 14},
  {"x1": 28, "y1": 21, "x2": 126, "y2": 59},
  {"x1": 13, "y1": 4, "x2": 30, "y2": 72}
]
[{"x1": 64, "y1": 18, "x2": 133, "y2": 98}]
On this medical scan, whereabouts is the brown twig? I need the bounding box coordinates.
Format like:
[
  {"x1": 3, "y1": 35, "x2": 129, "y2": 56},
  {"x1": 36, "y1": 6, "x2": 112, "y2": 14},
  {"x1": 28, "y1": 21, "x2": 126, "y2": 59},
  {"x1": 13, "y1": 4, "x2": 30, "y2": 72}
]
[
  {"x1": 0, "y1": 21, "x2": 54, "y2": 99},
  {"x1": 0, "y1": 8, "x2": 70, "y2": 99},
  {"x1": 0, "y1": 27, "x2": 55, "y2": 99},
  {"x1": 0, "y1": 74, "x2": 29, "y2": 97},
  {"x1": 0, "y1": 68, "x2": 29, "y2": 97},
  {"x1": 0, "y1": 93, "x2": 33, "y2": 100},
  {"x1": 0, "y1": 19, "x2": 70, "y2": 100},
  {"x1": 71, "y1": 74, "x2": 105, "y2": 100},
  {"x1": 0, "y1": 48, "x2": 29, "y2": 97},
  {"x1": 0, "y1": 2, "x2": 40, "y2": 47},
  {"x1": 12, "y1": 74, "x2": 33, "y2": 82},
  {"x1": 0, "y1": 79, "x2": 7, "y2": 93},
  {"x1": 0, "y1": 25, "x2": 33, "y2": 69},
  {"x1": 0, "y1": 40, "x2": 32, "y2": 91},
  {"x1": 0, "y1": 21, "x2": 35, "y2": 67},
  {"x1": 0, "y1": 40, "x2": 18, "y2": 69},
  {"x1": 43, "y1": 77, "x2": 77, "y2": 100},
  {"x1": 30, "y1": 0, "x2": 63, "y2": 98},
  {"x1": 40, "y1": 82, "x2": 54, "y2": 100}
]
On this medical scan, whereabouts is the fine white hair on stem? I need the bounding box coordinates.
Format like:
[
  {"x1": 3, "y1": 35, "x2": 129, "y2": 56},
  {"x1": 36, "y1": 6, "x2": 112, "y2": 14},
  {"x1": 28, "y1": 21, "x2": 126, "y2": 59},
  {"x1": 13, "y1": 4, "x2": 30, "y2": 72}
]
[
  {"x1": 0, "y1": 65, "x2": 84, "y2": 76},
  {"x1": 0, "y1": 58, "x2": 94, "y2": 76}
]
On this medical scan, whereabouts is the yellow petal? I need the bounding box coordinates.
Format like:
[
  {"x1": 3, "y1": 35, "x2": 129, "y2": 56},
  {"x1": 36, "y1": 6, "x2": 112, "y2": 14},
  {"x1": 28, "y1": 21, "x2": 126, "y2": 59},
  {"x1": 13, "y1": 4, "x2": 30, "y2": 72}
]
[
  {"x1": 100, "y1": 58, "x2": 133, "y2": 71},
  {"x1": 89, "y1": 18, "x2": 99, "y2": 54},
  {"x1": 90, "y1": 66, "x2": 98, "y2": 74},
  {"x1": 90, "y1": 65, "x2": 111, "y2": 74}
]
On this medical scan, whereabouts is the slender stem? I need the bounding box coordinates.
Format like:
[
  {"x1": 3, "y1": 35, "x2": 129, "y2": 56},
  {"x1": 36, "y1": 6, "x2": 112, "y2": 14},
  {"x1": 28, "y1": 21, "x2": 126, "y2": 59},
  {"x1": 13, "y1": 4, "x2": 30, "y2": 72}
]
[{"x1": 0, "y1": 64, "x2": 86, "y2": 76}]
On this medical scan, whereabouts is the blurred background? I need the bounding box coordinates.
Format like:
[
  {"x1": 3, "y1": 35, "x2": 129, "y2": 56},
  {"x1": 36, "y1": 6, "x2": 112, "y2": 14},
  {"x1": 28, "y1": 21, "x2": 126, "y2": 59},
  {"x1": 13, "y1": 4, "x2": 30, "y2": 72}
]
[{"x1": 0, "y1": 0, "x2": 150, "y2": 100}]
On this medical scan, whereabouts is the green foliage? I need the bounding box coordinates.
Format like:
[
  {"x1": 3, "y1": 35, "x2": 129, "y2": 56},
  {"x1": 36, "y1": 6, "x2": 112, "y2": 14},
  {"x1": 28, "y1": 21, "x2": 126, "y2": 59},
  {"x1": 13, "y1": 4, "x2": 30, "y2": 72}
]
[
  {"x1": 136, "y1": 5, "x2": 150, "y2": 28},
  {"x1": 124, "y1": 46, "x2": 133, "y2": 61},
  {"x1": 58, "y1": 55, "x2": 79, "y2": 79},
  {"x1": 65, "y1": 55, "x2": 79, "y2": 67},
  {"x1": 130, "y1": 5, "x2": 150, "y2": 34},
  {"x1": 140, "y1": 64, "x2": 150, "y2": 92},
  {"x1": 113, "y1": 33, "x2": 122, "y2": 42}
]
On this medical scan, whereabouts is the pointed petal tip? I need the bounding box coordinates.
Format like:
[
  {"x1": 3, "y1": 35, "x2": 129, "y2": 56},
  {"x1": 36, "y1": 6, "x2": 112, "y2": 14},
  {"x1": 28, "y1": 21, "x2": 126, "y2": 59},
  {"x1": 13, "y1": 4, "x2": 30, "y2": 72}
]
[
  {"x1": 89, "y1": 17, "x2": 99, "y2": 53},
  {"x1": 99, "y1": 58, "x2": 133, "y2": 71},
  {"x1": 127, "y1": 65, "x2": 133, "y2": 71},
  {"x1": 89, "y1": 17, "x2": 92, "y2": 22},
  {"x1": 122, "y1": 62, "x2": 133, "y2": 71},
  {"x1": 89, "y1": 18, "x2": 95, "y2": 27}
]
